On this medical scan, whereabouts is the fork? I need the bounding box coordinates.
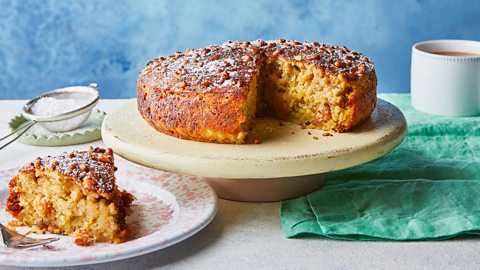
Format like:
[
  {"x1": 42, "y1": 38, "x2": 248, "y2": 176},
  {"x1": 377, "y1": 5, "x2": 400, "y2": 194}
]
[{"x1": 0, "y1": 223, "x2": 59, "y2": 249}]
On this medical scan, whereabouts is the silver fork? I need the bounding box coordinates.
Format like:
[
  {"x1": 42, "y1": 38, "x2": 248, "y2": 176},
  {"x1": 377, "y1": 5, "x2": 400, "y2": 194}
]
[{"x1": 0, "y1": 223, "x2": 59, "y2": 249}]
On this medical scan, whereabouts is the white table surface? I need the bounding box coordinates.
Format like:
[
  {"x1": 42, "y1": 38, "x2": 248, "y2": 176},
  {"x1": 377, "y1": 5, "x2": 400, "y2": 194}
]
[{"x1": 0, "y1": 99, "x2": 479, "y2": 270}]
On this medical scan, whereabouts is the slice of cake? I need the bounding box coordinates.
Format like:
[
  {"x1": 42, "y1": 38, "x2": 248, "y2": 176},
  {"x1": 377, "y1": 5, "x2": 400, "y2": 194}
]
[{"x1": 5, "y1": 147, "x2": 135, "y2": 246}]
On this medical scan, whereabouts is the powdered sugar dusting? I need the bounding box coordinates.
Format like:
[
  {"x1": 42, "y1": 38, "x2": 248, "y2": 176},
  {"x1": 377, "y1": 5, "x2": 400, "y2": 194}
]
[
  {"x1": 139, "y1": 43, "x2": 259, "y2": 94},
  {"x1": 138, "y1": 39, "x2": 375, "y2": 95},
  {"x1": 23, "y1": 147, "x2": 117, "y2": 195},
  {"x1": 205, "y1": 60, "x2": 223, "y2": 73}
]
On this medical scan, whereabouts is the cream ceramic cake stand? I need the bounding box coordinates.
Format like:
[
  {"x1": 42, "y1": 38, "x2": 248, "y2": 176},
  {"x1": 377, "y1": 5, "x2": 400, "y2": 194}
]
[{"x1": 102, "y1": 99, "x2": 407, "y2": 202}]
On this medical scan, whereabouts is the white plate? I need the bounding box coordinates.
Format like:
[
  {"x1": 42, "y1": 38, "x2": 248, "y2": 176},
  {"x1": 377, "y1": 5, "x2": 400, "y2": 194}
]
[{"x1": 0, "y1": 158, "x2": 218, "y2": 267}]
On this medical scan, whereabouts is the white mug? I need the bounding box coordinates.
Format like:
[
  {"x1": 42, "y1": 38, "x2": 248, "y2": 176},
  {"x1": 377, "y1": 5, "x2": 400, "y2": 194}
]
[{"x1": 411, "y1": 39, "x2": 480, "y2": 116}]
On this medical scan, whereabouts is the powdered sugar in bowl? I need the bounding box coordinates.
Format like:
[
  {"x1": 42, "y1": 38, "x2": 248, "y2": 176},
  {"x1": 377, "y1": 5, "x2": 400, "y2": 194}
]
[{"x1": 22, "y1": 83, "x2": 99, "y2": 132}]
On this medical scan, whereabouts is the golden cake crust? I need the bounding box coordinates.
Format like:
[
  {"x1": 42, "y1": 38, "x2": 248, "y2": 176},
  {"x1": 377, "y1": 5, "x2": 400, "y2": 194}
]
[
  {"x1": 137, "y1": 39, "x2": 377, "y2": 144},
  {"x1": 138, "y1": 44, "x2": 260, "y2": 143},
  {"x1": 18, "y1": 147, "x2": 117, "y2": 199}
]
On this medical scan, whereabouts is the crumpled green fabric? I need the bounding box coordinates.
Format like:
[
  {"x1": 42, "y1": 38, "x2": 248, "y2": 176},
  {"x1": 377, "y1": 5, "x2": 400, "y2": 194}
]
[{"x1": 280, "y1": 94, "x2": 480, "y2": 240}]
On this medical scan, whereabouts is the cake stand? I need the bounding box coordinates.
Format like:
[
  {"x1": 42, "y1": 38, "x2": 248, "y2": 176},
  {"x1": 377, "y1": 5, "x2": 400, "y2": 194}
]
[{"x1": 102, "y1": 99, "x2": 407, "y2": 202}]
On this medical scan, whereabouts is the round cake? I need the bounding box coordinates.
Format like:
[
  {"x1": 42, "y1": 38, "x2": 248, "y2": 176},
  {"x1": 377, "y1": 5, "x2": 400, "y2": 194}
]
[{"x1": 137, "y1": 39, "x2": 377, "y2": 144}]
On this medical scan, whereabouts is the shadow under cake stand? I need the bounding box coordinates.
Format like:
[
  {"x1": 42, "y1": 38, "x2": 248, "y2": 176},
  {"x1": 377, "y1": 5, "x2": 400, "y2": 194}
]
[{"x1": 101, "y1": 99, "x2": 407, "y2": 202}]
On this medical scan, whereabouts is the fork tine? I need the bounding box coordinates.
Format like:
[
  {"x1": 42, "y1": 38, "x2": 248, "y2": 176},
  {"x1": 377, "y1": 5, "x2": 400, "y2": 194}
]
[
  {"x1": 15, "y1": 238, "x2": 59, "y2": 249},
  {"x1": 1, "y1": 223, "x2": 60, "y2": 249},
  {"x1": 16, "y1": 243, "x2": 49, "y2": 249},
  {"x1": 15, "y1": 237, "x2": 59, "y2": 244}
]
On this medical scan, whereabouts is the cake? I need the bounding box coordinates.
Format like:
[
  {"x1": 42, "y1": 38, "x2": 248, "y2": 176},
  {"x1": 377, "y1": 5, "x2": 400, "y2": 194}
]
[
  {"x1": 5, "y1": 147, "x2": 135, "y2": 246},
  {"x1": 137, "y1": 39, "x2": 377, "y2": 144}
]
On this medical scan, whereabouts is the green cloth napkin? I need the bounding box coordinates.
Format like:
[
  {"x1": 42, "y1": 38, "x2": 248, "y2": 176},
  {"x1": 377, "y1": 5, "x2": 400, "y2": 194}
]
[{"x1": 281, "y1": 93, "x2": 480, "y2": 240}]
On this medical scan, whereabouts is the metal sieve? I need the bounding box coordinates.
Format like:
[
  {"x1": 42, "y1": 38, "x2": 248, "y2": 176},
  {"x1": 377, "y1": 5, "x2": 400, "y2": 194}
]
[{"x1": 0, "y1": 83, "x2": 99, "y2": 150}]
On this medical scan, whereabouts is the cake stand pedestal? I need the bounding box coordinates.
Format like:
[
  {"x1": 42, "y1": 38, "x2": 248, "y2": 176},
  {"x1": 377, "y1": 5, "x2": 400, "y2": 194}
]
[{"x1": 102, "y1": 99, "x2": 406, "y2": 202}]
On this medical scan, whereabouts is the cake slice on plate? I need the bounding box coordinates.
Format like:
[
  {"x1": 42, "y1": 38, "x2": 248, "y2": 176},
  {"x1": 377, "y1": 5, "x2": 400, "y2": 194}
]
[{"x1": 5, "y1": 147, "x2": 135, "y2": 246}]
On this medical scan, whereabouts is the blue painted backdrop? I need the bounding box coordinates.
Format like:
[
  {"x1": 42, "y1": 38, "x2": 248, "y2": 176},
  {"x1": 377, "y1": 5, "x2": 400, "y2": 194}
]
[{"x1": 1, "y1": 0, "x2": 479, "y2": 99}]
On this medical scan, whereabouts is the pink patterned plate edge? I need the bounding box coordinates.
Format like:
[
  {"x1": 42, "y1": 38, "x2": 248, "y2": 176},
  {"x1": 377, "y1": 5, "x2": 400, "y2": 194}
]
[{"x1": 0, "y1": 156, "x2": 218, "y2": 267}]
